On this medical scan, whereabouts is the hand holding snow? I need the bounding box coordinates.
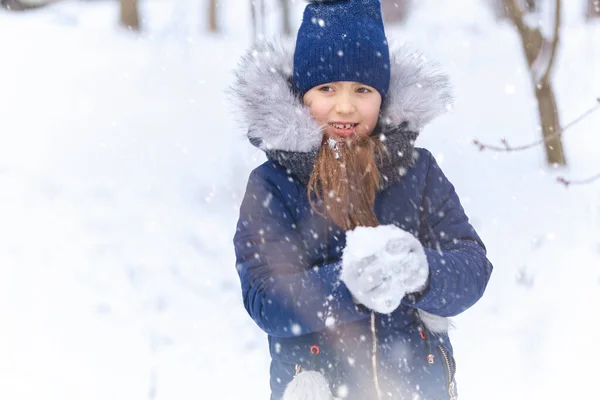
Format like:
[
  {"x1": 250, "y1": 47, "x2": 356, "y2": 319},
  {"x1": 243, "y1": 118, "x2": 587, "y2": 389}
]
[{"x1": 341, "y1": 225, "x2": 429, "y2": 314}]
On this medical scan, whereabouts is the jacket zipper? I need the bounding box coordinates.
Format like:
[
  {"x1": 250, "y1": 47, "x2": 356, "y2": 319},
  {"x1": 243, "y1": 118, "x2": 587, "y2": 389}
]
[
  {"x1": 437, "y1": 344, "x2": 457, "y2": 400},
  {"x1": 370, "y1": 312, "x2": 383, "y2": 400}
]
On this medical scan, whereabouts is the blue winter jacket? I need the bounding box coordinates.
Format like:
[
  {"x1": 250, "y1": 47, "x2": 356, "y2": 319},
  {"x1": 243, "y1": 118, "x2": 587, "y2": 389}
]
[{"x1": 233, "y1": 148, "x2": 492, "y2": 399}]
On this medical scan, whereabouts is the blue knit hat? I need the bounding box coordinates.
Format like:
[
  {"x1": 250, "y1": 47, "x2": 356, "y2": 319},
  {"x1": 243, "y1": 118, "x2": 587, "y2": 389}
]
[{"x1": 293, "y1": 0, "x2": 390, "y2": 99}]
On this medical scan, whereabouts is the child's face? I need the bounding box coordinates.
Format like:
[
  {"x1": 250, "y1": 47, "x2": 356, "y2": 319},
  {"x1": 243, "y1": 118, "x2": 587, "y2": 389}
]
[{"x1": 303, "y1": 81, "x2": 382, "y2": 140}]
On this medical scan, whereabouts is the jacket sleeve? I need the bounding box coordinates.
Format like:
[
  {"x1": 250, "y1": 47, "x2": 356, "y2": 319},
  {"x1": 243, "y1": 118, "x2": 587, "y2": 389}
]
[
  {"x1": 403, "y1": 150, "x2": 493, "y2": 317},
  {"x1": 233, "y1": 168, "x2": 370, "y2": 338}
]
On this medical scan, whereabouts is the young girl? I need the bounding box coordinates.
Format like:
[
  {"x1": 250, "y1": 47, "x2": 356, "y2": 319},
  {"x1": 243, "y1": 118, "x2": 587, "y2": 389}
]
[{"x1": 231, "y1": 1, "x2": 493, "y2": 399}]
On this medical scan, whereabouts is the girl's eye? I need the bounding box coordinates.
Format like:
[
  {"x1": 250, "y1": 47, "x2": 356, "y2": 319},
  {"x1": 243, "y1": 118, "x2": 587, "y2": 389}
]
[
  {"x1": 319, "y1": 86, "x2": 334, "y2": 92},
  {"x1": 356, "y1": 87, "x2": 372, "y2": 93}
]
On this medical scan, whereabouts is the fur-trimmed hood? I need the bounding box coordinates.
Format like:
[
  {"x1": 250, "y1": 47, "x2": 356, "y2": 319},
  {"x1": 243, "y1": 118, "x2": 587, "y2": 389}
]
[{"x1": 229, "y1": 40, "x2": 453, "y2": 153}]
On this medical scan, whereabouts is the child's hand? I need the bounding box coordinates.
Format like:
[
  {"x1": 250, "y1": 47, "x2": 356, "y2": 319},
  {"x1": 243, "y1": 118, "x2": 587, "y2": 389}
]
[{"x1": 341, "y1": 225, "x2": 429, "y2": 314}]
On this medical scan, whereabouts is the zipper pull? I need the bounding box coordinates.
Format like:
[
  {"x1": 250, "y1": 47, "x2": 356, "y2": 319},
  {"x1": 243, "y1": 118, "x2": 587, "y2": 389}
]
[
  {"x1": 310, "y1": 345, "x2": 320, "y2": 356},
  {"x1": 419, "y1": 324, "x2": 434, "y2": 364},
  {"x1": 418, "y1": 325, "x2": 426, "y2": 340}
]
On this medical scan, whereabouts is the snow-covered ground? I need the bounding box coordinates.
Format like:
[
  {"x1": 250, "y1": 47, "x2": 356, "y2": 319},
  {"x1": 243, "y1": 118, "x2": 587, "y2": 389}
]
[{"x1": 0, "y1": 0, "x2": 599, "y2": 399}]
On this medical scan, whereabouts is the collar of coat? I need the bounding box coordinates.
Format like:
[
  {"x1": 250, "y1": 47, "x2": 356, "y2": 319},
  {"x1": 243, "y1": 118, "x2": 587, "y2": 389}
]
[{"x1": 229, "y1": 40, "x2": 453, "y2": 190}]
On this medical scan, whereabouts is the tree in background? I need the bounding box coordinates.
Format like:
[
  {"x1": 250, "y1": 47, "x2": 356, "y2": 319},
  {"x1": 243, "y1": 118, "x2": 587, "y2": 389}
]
[
  {"x1": 251, "y1": 0, "x2": 266, "y2": 43},
  {"x1": 476, "y1": 0, "x2": 600, "y2": 185},
  {"x1": 120, "y1": 0, "x2": 140, "y2": 31},
  {"x1": 280, "y1": 0, "x2": 292, "y2": 37},
  {"x1": 381, "y1": 0, "x2": 412, "y2": 25},
  {"x1": 503, "y1": 0, "x2": 566, "y2": 165},
  {"x1": 524, "y1": 0, "x2": 537, "y2": 11},
  {"x1": 209, "y1": 0, "x2": 218, "y2": 32},
  {"x1": 488, "y1": 0, "x2": 539, "y2": 20},
  {"x1": 1, "y1": 0, "x2": 56, "y2": 11},
  {"x1": 587, "y1": 0, "x2": 600, "y2": 20}
]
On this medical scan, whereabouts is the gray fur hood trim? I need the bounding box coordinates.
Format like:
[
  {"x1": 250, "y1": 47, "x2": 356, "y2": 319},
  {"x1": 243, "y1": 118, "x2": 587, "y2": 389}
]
[{"x1": 229, "y1": 40, "x2": 454, "y2": 152}]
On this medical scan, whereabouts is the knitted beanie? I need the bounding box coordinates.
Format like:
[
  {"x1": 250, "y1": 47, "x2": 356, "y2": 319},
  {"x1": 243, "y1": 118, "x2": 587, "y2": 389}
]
[{"x1": 293, "y1": 0, "x2": 391, "y2": 99}]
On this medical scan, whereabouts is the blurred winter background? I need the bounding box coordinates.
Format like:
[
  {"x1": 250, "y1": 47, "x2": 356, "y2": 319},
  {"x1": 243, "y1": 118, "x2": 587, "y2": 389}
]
[{"x1": 0, "y1": 0, "x2": 599, "y2": 399}]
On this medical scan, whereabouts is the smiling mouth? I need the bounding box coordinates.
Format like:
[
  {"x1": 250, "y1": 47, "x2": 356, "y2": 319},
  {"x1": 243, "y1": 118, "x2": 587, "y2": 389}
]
[
  {"x1": 330, "y1": 123, "x2": 357, "y2": 129},
  {"x1": 328, "y1": 123, "x2": 358, "y2": 136}
]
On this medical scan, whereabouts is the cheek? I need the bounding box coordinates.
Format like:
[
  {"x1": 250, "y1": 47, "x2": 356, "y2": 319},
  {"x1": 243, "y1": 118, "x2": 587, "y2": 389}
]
[
  {"x1": 361, "y1": 106, "x2": 381, "y2": 134},
  {"x1": 366, "y1": 109, "x2": 380, "y2": 125},
  {"x1": 307, "y1": 103, "x2": 329, "y2": 124}
]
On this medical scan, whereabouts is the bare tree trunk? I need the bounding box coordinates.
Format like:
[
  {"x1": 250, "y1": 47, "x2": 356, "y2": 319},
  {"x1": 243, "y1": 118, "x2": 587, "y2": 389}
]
[
  {"x1": 489, "y1": 0, "x2": 539, "y2": 20},
  {"x1": 504, "y1": 0, "x2": 566, "y2": 165},
  {"x1": 120, "y1": 0, "x2": 140, "y2": 31},
  {"x1": 251, "y1": 0, "x2": 266, "y2": 44},
  {"x1": 524, "y1": 0, "x2": 537, "y2": 11},
  {"x1": 280, "y1": 0, "x2": 291, "y2": 37},
  {"x1": 586, "y1": 0, "x2": 600, "y2": 20},
  {"x1": 260, "y1": 0, "x2": 266, "y2": 38},
  {"x1": 381, "y1": 0, "x2": 412, "y2": 25},
  {"x1": 251, "y1": 0, "x2": 257, "y2": 43},
  {"x1": 536, "y1": 78, "x2": 565, "y2": 164},
  {"x1": 208, "y1": 0, "x2": 218, "y2": 32}
]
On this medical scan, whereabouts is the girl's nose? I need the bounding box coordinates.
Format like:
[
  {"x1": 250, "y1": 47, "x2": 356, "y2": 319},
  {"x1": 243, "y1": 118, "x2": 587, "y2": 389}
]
[{"x1": 335, "y1": 94, "x2": 356, "y2": 114}]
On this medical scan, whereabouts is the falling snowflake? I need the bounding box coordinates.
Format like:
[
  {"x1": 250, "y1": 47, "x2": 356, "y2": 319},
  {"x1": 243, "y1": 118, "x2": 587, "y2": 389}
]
[{"x1": 291, "y1": 324, "x2": 301, "y2": 336}]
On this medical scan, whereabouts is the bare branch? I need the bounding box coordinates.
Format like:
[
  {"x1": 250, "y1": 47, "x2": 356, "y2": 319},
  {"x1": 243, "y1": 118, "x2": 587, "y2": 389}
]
[
  {"x1": 473, "y1": 97, "x2": 600, "y2": 152},
  {"x1": 539, "y1": 0, "x2": 561, "y2": 83},
  {"x1": 557, "y1": 172, "x2": 600, "y2": 187}
]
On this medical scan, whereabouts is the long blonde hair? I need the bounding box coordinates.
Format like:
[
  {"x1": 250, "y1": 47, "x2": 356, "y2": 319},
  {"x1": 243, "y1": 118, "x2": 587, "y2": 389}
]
[{"x1": 307, "y1": 134, "x2": 383, "y2": 231}]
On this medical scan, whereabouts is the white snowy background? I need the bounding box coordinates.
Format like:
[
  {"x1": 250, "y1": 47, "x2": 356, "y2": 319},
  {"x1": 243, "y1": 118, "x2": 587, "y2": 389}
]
[{"x1": 1, "y1": 0, "x2": 599, "y2": 399}]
